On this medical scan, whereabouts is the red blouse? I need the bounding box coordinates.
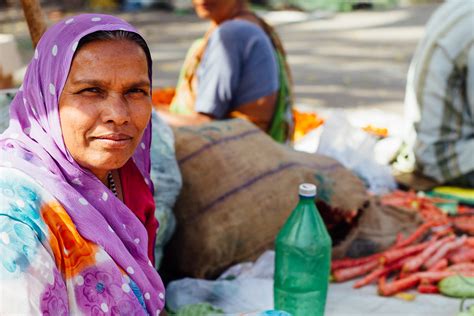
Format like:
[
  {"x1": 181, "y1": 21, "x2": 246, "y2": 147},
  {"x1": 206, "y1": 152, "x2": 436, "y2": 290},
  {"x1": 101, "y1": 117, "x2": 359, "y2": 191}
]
[{"x1": 119, "y1": 159, "x2": 158, "y2": 265}]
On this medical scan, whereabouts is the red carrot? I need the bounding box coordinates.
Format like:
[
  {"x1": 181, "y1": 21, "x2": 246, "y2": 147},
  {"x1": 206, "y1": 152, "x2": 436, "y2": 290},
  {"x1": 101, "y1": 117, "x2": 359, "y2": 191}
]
[
  {"x1": 332, "y1": 260, "x2": 379, "y2": 282},
  {"x1": 427, "y1": 258, "x2": 448, "y2": 272},
  {"x1": 395, "y1": 222, "x2": 433, "y2": 249},
  {"x1": 466, "y1": 237, "x2": 474, "y2": 248},
  {"x1": 413, "y1": 271, "x2": 474, "y2": 282},
  {"x1": 394, "y1": 232, "x2": 405, "y2": 247},
  {"x1": 402, "y1": 236, "x2": 450, "y2": 273},
  {"x1": 331, "y1": 253, "x2": 381, "y2": 271},
  {"x1": 353, "y1": 257, "x2": 408, "y2": 289},
  {"x1": 381, "y1": 241, "x2": 430, "y2": 265},
  {"x1": 449, "y1": 248, "x2": 474, "y2": 264},
  {"x1": 448, "y1": 262, "x2": 474, "y2": 273},
  {"x1": 431, "y1": 224, "x2": 453, "y2": 237},
  {"x1": 424, "y1": 236, "x2": 467, "y2": 269},
  {"x1": 417, "y1": 283, "x2": 439, "y2": 294},
  {"x1": 378, "y1": 275, "x2": 420, "y2": 296}
]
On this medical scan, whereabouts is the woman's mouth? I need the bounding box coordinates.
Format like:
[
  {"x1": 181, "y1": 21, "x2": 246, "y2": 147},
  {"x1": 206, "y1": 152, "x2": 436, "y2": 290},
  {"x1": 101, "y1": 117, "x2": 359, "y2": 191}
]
[{"x1": 93, "y1": 133, "x2": 133, "y2": 149}]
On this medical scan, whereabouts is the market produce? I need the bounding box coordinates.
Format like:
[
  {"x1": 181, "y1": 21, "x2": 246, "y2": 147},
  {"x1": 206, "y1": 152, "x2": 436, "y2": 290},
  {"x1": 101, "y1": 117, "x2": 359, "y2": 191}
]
[
  {"x1": 332, "y1": 191, "x2": 474, "y2": 298},
  {"x1": 439, "y1": 275, "x2": 474, "y2": 298}
]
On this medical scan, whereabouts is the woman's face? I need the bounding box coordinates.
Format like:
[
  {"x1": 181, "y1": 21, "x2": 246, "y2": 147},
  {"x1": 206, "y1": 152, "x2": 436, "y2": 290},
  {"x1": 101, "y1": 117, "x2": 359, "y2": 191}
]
[
  {"x1": 59, "y1": 39, "x2": 151, "y2": 182},
  {"x1": 192, "y1": 0, "x2": 240, "y2": 23}
]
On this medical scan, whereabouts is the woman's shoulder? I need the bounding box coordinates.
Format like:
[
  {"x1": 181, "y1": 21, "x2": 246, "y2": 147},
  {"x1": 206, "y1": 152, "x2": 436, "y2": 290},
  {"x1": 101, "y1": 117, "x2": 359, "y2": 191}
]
[{"x1": 214, "y1": 19, "x2": 267, "y2": 41}]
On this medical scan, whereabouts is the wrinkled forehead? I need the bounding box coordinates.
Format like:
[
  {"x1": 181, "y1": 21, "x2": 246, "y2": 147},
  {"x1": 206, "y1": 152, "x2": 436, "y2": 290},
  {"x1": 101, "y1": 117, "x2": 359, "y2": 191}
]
[{"x1": 35, "y1": 14, "x2": 143, "y2": 95}]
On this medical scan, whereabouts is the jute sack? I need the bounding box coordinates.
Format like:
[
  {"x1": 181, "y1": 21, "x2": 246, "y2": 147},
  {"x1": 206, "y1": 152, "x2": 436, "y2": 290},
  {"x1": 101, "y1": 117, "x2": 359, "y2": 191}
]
[
  {"x1": 163, "y1": 119, "x2": 369, "y2": 279},
  {"x1": 334, "y1": 196, "x2": 423, "y2": 259}
]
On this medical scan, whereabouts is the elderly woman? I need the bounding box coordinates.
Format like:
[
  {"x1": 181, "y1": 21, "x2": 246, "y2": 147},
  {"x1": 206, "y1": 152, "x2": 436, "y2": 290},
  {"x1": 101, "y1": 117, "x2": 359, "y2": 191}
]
[
  {"x1": 157, "y1": 0, "x2": 293, "y2": 143},
  {"x1": 0, "y1": 15, "x2": 166, "y2": 315}
]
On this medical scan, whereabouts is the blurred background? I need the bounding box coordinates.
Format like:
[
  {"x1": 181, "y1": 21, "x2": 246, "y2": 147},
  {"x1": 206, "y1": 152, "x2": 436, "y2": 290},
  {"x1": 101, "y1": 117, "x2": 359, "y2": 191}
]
[{"x1": 1, "y1": 0, "x2": 442, "y2": 139}]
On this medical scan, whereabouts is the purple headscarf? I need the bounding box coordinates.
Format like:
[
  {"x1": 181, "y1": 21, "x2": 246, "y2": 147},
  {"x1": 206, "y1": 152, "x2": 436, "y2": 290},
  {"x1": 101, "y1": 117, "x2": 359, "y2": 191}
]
[{"x1": 0, "y1": 14, "x2": 164, "y2": 313}]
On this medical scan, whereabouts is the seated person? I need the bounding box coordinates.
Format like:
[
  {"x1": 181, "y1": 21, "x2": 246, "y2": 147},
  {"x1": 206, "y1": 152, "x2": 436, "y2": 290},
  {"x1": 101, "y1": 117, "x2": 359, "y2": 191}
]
[
  {"x1": 157, "y1": 0, "x2": 294, "y2": 143},
  {"x1": 404, "y1": 0, "x2": 474, "y2": 187},
  {"x1": 0, "y1": 14, "x2": 166, "y2": 315}
]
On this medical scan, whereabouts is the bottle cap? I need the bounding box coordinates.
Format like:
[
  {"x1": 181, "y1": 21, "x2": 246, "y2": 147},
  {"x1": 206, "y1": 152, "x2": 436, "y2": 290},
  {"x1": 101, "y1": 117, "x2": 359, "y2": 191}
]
[{"x1": 299, "y1": 183, "x2": 317, "y2": 197}]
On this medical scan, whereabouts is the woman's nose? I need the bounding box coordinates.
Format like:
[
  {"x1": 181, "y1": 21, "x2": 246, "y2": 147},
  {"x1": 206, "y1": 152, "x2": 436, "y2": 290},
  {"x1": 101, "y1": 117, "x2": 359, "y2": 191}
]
[{"x1": 102, "y1": 94, "x2": 130, "y2": 125}]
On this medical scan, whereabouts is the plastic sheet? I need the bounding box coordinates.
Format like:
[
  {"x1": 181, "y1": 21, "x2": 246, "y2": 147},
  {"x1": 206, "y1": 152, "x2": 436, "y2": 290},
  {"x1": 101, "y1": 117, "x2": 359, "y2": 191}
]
[{"x1": 317, "y1": 111, "x2": 396, "y2": 194}]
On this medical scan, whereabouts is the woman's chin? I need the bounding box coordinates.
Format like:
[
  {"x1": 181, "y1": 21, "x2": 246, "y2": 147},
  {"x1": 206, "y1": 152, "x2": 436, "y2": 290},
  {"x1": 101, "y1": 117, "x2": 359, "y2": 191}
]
[{"x1": 80, "y1": 155, "x2": 130, "y2": 175}]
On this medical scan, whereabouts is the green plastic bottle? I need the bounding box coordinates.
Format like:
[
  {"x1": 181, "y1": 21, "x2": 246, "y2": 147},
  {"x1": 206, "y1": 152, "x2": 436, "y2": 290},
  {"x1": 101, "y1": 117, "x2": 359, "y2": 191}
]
[{"x1": 274, "y1": 183, "x2": 332, "y2": 316}]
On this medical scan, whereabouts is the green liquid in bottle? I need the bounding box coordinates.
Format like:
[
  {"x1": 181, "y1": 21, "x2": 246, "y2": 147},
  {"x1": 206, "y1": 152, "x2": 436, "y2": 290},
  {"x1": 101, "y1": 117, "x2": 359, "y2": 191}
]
[{"x1": 274, "y1": 183, "x2": 332, "y2": 316}]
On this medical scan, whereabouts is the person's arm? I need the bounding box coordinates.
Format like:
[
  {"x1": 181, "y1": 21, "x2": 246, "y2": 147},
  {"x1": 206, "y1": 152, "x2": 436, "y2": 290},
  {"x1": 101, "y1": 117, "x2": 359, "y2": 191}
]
[
  {"x1": 229, "y1": 92, "x2": 277, "y2": 131},
  {"x1": 155, "y1": 105, "x2": 213, "y2": 126}
]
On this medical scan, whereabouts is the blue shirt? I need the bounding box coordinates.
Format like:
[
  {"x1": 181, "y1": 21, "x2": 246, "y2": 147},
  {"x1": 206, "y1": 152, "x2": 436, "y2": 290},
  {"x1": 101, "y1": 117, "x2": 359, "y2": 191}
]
[{"x1": 195, "y1": 20, "x2": 279, "y2": 118}]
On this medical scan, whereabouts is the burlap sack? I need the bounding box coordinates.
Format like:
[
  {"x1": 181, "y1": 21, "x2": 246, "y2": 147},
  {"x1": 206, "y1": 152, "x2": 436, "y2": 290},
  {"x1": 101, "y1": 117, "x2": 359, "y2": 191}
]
[
  {"x1": 333, "y1": 196, "x2": 423, "y2": 259},
  {"x1": 162, "y1": 119, "x2": 369, "y2": 279}
]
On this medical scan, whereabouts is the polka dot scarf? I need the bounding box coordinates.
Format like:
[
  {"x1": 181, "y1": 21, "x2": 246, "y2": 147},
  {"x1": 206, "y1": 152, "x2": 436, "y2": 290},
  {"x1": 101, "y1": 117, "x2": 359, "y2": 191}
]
[{"x1": 0, "y1": 14, "x2": 165, "y2": 314}]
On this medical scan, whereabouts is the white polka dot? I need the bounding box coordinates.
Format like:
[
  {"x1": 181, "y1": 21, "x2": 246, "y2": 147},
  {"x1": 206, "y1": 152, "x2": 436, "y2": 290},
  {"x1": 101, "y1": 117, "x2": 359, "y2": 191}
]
[
  {"x1": 123, "y1": 275, "x2": 130, "y2": 283},
  {"x1": 108, "y1": 225, "x2": 114, "y2": 233},
  {"x1": 49, "y1": 83, "x2": 56, "y2": 95},
  {"x1": 72, "y1": 41, "x2": 78, "y2": 52},
  {"x1": 16, "y1": 200, "x2": 25, "y2": 207},
  {"x1": 122, "y1": 224, "x2": 126, "y2": 229},
  {"x1": 0, "y1": 232, "x2": 10, "y2": 245},
  {"x1": 91, "y1": 17, "x2": 101, "y2": 22},
  {"x1": 134, "y1": 238, "x2": 140, "y2": 244},
  {"x1": 126, "y1": 266, "x2": 134, "y2": 274},
  {"x1": 144, "y1": 292, "x2": 150, "y2": 300},
  {"x1": 148, "y1": 260, "x2": 153, "y2": 267},
  {"x1": 121, "y1": 283, "x2": 131, "y2": 293},
  {"x1": 144, "y1": 178, "x2": 150, "y2": 186},
  {"x1": 76, "y1": 275, "x2": 84, "y2": 286},
  {"x1": 22, "y1": 98, "x2": 27, "y2": 104},
  {"x1": 100, "y1": 303, "x2": 109, "y2": 313},
  {"x1": 65, "y1": 18, "x2": 74, "y2": 24},
  {"x1": 95, "y1": 251, "x2": 108, "y2": 262},
  {"x1": 140, "y1": 142, "x2": 146, "y2": 149},
  {"x1": 119, "y1": 27, "x2": 126, "y2": 31},
  {"x1": 23, "y1": 127, "x2": 31, "y2": 134},
  {"x1": 9, "y1": 133, "x2": 19, "y2": 139},
  {"x1": 102, "y1": 191, "x2": 108, "y2": 201},
  {"x1": 72, "y1": 178, "x2": 82, "y2": 185},
  {"x1": 158, "y1": 292, "x2": 164, "y2": 300},
  {"x1": 79, "y1": 198, "x2": 88, "y2": 205},
  {"x1": 156, "y1": 309, "x2": 161, "y2": 316},
  {"x1": 31, "y1": 107, "x2": 37, "y2": 115},
  {"x1": 34, "y1": 49, "x2": 38, "y2": 59},
  {"x1": 51, "y1": 44, "x2": 58, "y2": 56}
]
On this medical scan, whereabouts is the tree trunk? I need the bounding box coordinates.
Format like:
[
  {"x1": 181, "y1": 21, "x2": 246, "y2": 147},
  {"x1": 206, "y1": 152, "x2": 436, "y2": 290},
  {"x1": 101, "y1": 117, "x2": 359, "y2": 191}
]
[{"x1": 20, "y1": 0, "x2": 47, "y2": 48}]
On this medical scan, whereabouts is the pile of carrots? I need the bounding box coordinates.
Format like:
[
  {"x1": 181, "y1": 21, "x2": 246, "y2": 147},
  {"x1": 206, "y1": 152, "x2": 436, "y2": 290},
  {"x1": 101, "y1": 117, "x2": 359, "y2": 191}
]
[
  {"x1": 331, "y1": 190, "x2": 474, "y2": 297},
  {"x1": 382, "y1": 190, "x2": 474, "y2": 235},
  {"x1": 331, "y1": 222, "x2": 474, "y2": 296}
]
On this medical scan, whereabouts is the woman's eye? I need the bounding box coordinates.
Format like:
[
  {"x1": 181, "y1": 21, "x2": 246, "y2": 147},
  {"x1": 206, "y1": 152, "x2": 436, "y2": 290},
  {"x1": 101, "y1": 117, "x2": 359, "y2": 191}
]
[
  {"x1": 127, "y1": 88, "x2": 148, "y2": 96},
  {"x1": 79, "y1": 87, "x2": 101, "y2": 94}
]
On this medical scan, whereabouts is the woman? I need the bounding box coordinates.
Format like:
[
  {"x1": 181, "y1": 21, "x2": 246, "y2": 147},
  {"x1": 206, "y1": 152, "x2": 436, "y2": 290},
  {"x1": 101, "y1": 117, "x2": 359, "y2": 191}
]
[
  {"x1": 0, "y1": 14, "x2": 166, "y2": 315},
  {"x1": 157, "y1": 0, "x2": 293, "y2": 143}
]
